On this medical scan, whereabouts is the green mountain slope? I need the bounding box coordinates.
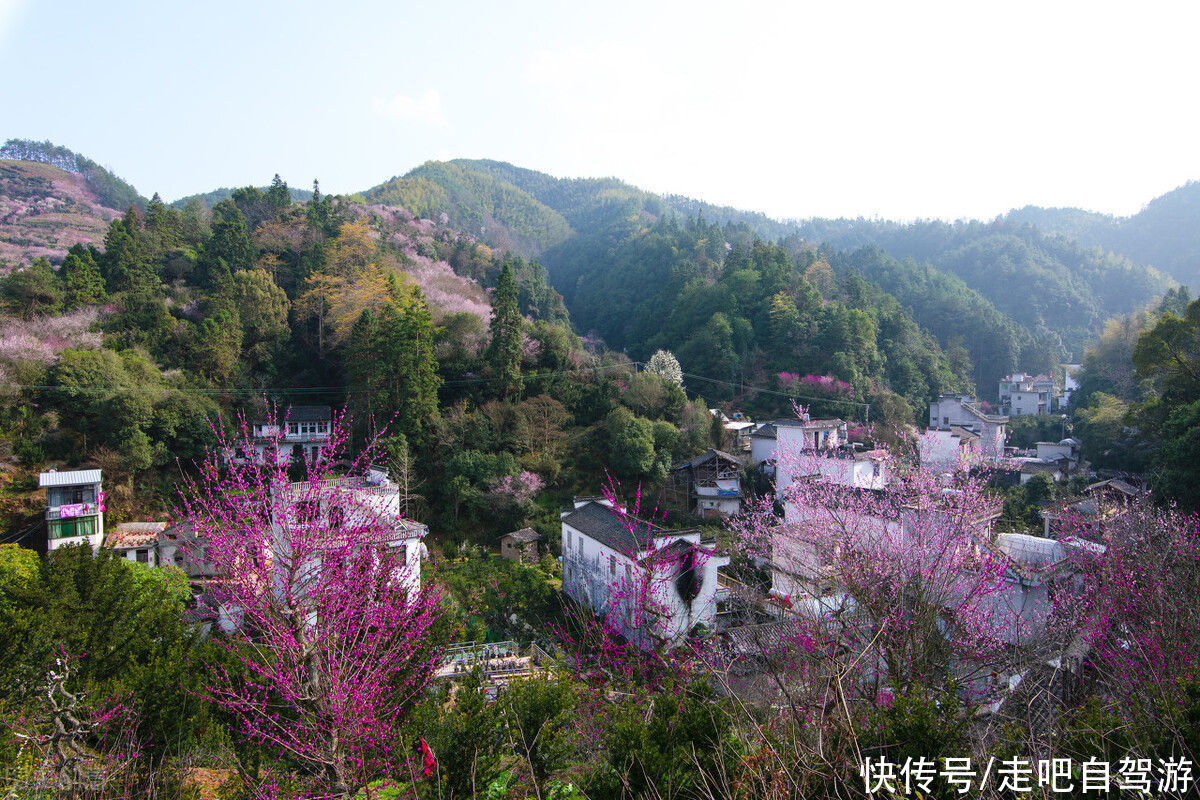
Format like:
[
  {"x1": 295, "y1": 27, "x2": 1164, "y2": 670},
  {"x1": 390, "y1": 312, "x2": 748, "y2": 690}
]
[
  {"x1": 1, "y1": 139, "x2": 145, "y2": 213},
  {"x1": 362, "y1": 161, "x2": 572, "y2": 258},
  {"x1": 1004, "y1": 181, "x2": 1200, "y2": 289},
  {"x1": 787, "y1": 218, "x2": 1174, "y2": 358}
]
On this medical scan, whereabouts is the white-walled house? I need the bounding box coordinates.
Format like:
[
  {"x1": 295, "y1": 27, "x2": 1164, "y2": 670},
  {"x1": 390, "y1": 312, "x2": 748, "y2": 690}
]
[
  {"x1": 1035, "y1": 438, "x2": 1080, "y2": 466},
  {"x1": 918, "y1": 426, "x2": 981, "y2": 471},
  {"x1": 561, "y1": 497, "x2": 729, "y2": 649},
  {"x1": 270, "y1": 469, "x2": 427, "y2": 599},
  {"x1": 232, "y1": 406, "x2": 334, "y2": 466},
  {"x1": 750, "y1": 417, "x2": 848, "y2": 466},
  {"x1": 40, "y1": 469, "x2": 104, "y2": 552},
  {"x1": 928, "y1": 395, "x2": 1008, "y2": 459},
  {"x1": 998, "y1": 374, "x2": 1058, "y2": 416},
  {"x1": 106, "y1": 521, "x2": 169, "y2": 565}
]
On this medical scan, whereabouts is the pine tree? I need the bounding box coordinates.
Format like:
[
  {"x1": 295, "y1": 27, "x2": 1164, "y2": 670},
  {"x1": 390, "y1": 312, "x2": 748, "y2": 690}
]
[
  {"x1": 267, "y1": 173, "x2": 290, "y2": 216},
  {"x1": 197, "y1": 199, "x2": 253, "y2": 289},
  {"x1": 61, "y1": 246, "x2": 106, "y2": 309},
  {"x1": 488, "y1": 262, "x2": 524, "y2": 402}
]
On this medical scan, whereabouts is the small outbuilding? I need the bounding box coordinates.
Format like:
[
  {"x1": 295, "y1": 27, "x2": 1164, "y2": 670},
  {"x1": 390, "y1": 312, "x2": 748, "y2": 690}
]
[{"x1": 500, "y1": 527, "x2": 543, "y2": 562}]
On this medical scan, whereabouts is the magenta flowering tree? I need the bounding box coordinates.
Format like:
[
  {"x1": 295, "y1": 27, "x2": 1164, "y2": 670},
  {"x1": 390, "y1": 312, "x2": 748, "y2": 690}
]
[
  {"x1": 732, "y1": 420, "x2": 1019, "y2": 705},
  {"x1": 1060, "y1": 503, "x2": 1200, "y2": 755},
  {"x1": 178, "y1": 408, "x2": 444, "y2": 798}
]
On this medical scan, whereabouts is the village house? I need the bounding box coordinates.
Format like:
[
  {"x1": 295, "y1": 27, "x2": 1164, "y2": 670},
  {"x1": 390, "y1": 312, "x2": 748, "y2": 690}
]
[
  {"x1": 105, "y1": 521, "x2": 169, "y2": 565},
  {"x1": 749, "y1": 416, "x2": 849, "y2": 467},
  {"x1": 500, "y1": 527, "x2": 543, "y2": 563},
  {"x1": 1040, "y1": 477, "x2": 1144, "y2": 542},
  {"x1": 928, "y1": 395, "x2": 1008, "y2": 458},
  {"x1": 561, "y1": 496, "x2": 729, "y2": 650},
  {"x1": 918, "y1": 426, "x2": 982, "y2": 471},
  {"x1": 710, "y1": 409, "x2": 757, "y2": 452},
  {"x1": 271, "y1": 466, "x2": 428, "y2": 597},
  {"x1": 233, "y1": 406, "x2": 334, "y2": 466},
  {"x1": 666, "y1": 448, "x2": 743, "y2": 518},
  {"x1": 39, "y1": 468, "x2": 104, "y2": 552},
  {"x1": 998, "y1": 373, "x2": 1058, "y2": 416}
]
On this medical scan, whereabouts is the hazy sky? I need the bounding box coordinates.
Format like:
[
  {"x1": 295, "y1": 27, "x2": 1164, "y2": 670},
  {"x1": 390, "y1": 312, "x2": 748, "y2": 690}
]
[{"x1": 3, "y1": 0, "x2": 1198, "y2": 221}]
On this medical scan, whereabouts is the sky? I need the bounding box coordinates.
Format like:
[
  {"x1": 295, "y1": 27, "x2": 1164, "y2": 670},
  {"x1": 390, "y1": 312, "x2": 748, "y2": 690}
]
[{"x1": 2, "y1": 0, "x2": 1199, "y2": 221}]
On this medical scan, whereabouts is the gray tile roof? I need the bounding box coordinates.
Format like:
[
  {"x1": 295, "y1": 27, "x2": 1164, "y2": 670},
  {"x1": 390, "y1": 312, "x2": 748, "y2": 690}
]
[
  {"x1": 504, "y1": 527, "x2": 543, "y2": 544},
  {"x1": 287, "y1": 405, "x2": 332, "y2": 422},
  {"x1": 562, "y1": 501, "x2": 693, "y2": 555}
]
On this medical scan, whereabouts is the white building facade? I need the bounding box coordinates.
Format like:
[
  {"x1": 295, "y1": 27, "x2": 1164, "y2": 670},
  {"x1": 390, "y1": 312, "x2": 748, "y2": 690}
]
[
  {"x1": 561, "y1": 498, "x2": 728, "y2": 649},
  {"x1": 40, "y1": 469, "x2": 104, "y2": 551}
]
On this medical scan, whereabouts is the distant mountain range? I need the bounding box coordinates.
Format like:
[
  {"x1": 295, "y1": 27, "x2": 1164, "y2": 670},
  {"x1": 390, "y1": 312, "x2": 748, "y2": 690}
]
[{"x1": 2, "y1": 140, "x2": 1195, "y2": 371}]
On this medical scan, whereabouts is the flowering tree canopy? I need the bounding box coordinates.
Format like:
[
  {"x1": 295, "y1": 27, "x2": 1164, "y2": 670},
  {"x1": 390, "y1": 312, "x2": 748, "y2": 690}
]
[{"x1": 178, "y1": 409, "x2": 444, "y2": 798}]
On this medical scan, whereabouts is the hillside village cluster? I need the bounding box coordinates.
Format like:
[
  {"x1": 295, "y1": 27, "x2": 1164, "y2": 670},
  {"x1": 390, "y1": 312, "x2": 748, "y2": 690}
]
[{"x1": 31, "y1": 361, "x2": 1135, "y2": 719}]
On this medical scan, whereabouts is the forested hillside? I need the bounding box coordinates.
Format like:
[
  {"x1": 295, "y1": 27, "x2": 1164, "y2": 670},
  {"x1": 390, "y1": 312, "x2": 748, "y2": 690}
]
[
  {"x1": 363, "y1": 161, "x2": 573, "y2": 258},
  {"x1": 367, "y1": 159, "x2": 1175, "y2": 375},
  {"x1": 787, "y1": 218, "x2": 1174, "y2": 359},
  {"x1": 1005, "y1": 181, "x2": 1200, "y2": 290}
]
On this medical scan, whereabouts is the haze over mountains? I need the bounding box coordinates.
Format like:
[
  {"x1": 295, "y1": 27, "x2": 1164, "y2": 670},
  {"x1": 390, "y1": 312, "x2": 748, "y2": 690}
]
[{"x1": 2, "y1": 139, "x2": 1195, "y2": 385}]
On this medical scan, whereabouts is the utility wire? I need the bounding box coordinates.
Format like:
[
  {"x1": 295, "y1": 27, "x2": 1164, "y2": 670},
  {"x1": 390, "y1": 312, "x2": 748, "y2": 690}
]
[{"x1": 8, "y1": 362, "x2": 872, "y2": 419}]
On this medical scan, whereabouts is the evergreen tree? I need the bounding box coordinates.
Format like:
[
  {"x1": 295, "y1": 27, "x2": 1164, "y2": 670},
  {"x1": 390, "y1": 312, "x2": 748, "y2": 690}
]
[
  {"x1": 346, "y1": 288, "x2": 442, "y2": 448},
  {"x1": 488, "y1": 262, "x2": 524, "y2": 402},
  {"x1": 101, "y1": 213, "x2": 158, "y2": 294},
  {"x1": 2, "y1": 257, "x2": 63, "y2": 318},
  {"x1": 267, "y1": 173, "x2": 291, "y2": 215},
  {"x1": 196, "y1": 198, "x2": 254, "y2": 289},
  {"x1": 60, "y1": 246, "x2": 106, "y2": 309}
]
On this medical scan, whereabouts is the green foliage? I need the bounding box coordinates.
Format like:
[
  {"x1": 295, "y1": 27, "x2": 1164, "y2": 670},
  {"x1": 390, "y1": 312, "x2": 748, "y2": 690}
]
[
  {"x1": 498, "y1": 677, "x2": 578, "y2": 782},
  {"x1": 363, "y1": 161, "x2": 572, "y2": 257},
  {"x1": 435, "y1": 553, "x2": 556, "y2": 638},
  {"x1": 2, "y1": 257, "x2": 62, "y2": 317},
  {"x1": 0, "y1": 545, "x2": 213, "y2": 757},
  {"x1": 406, "y1": 671, "x2": 504, "y2": 799},
  {"x1": 347, "y1": 287, "x2": 442, "y2": 447},
  {"x1": 488, "y1": 262, "x2": 524, "y2": 402},
  {"x1": 60, "y1": 245, "x2": 106, "y2": 308},
  {"x1": 1153, "y1": 399, "x2": 1200, "y2": 512},
  {"x1": 585, "y1": 683, "x2": 733, "y2": 800}
]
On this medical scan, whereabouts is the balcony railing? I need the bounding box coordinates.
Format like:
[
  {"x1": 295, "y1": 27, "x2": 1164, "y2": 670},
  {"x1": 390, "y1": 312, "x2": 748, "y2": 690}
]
[{"x1": 46, "y1": 503, "x2": 101, "y2": 521}]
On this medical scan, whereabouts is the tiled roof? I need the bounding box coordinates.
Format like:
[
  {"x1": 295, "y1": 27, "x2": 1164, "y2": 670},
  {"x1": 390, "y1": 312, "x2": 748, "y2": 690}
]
[
  {"x1": 107, "y1": 521, "x2": 169, "y2": 549},
  {"x1": 287, "y1": 405, "x2": 332, "y2": 422},
  {"x1": 504, "y1": 527, "x2": 543, "y2": 544},
  {"x1": 562, "y1": 501, "x2": 693, "y2": 555},
  {"x1": 673, "y1": 448, "x2": 742, "y2": 470}
]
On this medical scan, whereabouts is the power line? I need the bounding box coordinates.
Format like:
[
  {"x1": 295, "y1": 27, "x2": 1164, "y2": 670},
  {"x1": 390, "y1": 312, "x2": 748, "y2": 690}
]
[{"x1": 9, "y1": 362, "x2": 872, "y2": 420}]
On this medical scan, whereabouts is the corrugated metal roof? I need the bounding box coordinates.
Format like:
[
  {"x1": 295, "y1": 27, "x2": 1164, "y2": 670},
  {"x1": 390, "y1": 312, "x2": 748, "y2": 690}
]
[{"x1": 39, "y1": 469, "x2": 101, "y2": 487}]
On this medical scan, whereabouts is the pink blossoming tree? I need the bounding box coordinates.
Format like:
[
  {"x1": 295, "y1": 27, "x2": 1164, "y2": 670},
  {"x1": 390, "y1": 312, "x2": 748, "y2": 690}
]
[{"x1": 178, "y1": 409, "x2": 444, "y2": 798}]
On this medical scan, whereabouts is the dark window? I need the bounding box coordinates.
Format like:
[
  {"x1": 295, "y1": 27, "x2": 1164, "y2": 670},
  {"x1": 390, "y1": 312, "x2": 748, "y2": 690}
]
[
  {"x1": 328, "y1": 506, "x2": 345, "y2": 530},
  {"x1": 295, "y1": 501, "x2": 319, "y2": 524},
  {"x1": 136, "y1": 549, "x2": 149, "y2": 563}
]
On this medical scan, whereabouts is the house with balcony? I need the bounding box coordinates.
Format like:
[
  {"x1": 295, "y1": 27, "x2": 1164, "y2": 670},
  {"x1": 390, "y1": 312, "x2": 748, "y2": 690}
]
[
  {"x1": 561, "y1": 497, "x2": 729, "y2": 649},
  {"x1": 998, "y1": 373, "x2": 1058, "y2": 416},
  {"x1": 235, "y1": 406, "x2": 334, "y2": 466},
  {"x1": 667, "y1": 449, "x2": 743, "y2": 518},
  {"x1": 750, "y1": 416, "x2": 848, "y2": 467},
  {"x1": 928, "y1": 395, "x2": 1008, "y2": 458},
  {"x1": 39, "y1": 469, "x2": 104, "y2": 552}
]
